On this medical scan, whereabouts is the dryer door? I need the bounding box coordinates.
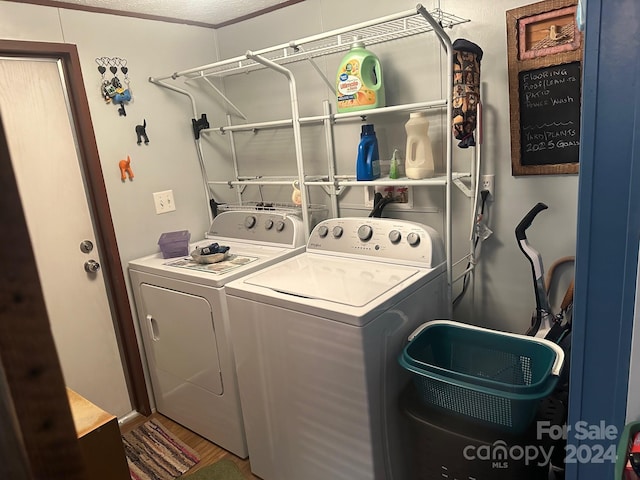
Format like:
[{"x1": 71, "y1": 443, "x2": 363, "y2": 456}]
[{"x1": 139, "y1": 284, "x2": 223, "y2": 397}]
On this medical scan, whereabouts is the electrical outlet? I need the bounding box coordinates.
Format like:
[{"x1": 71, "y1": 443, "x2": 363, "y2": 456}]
[
  {"x1": 481, "y1": 174, "x2": 495, "y2": 199},
  {"x1": 364, "y1": 186, "x2": 413, "y2": 209},
  {"x1": 375, "y1": 185, "x2": 396, "y2": 199},
  {"x1": 153, "y1": 190, "x2": 176, "y2": 214}
]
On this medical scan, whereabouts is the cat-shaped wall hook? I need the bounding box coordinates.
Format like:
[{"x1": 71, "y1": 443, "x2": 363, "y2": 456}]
[
  {"x1": 136, "y1": 119, "x2": 149, "y2": 145},
  {"x1": 119, "y1": 156, "x2": 134, "y2": 181}
]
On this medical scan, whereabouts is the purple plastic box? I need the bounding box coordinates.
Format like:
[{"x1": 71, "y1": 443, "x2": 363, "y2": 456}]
[{"x1": 158, "y1": 230, "x2": 190, "y2": 259}]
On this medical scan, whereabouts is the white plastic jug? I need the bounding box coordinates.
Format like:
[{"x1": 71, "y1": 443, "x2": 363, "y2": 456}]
[{"x1": 405, "y1": 112, "x2": 435, "y2": 180}]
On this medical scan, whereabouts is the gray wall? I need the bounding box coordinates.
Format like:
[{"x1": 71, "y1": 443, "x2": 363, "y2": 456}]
[
  {"x1": 214, "y1": 0, "x2": 579, "y2": 334},
  {"x1": 0, "y1": 0, "x2": 224, "y2": 415},
  {"x1": 0, "y1": 0, "x2": 231, "y2": 276},
  {"x1": 0, "y1": 0, "x2": 580, "y2": 412}
]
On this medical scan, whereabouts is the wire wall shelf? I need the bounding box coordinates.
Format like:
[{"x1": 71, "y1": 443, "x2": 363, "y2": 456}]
[
  {"x1": 219, "y1": 202, "x2": 328, "y2": 216},
  {"x1": 164, "y1": 8, "x2": 469, "y2": 80}
]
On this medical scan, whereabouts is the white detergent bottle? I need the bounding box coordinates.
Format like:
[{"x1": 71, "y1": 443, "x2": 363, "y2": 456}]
[{"x1": 405, "y1": 112, "x2": 435, "y2": 179}]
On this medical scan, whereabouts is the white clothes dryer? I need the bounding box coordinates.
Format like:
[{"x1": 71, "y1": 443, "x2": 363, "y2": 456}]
[
  {"x1": 225, "y1": 217, "x2": 449, "y2": 479},
  {"x1": 128, "y1": 210, "x2": 305, "y2": 458}
]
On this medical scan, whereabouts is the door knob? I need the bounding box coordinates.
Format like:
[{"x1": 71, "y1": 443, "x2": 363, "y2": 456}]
[{"x1": 84, "y1": 260, "x2": 101, "y2": 273}]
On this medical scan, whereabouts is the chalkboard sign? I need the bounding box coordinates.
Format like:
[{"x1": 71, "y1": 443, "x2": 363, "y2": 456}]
[
  {"x1": 506, "y1": 0, "x2": 582, "y2": 175},
  {"x1": 519, "y1": 62, "x2": 581, "y2": 166}
]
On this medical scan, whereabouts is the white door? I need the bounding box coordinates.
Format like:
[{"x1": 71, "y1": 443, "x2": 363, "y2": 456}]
[{"x1": 0, "y1": 57, "x2": 130, "y2": 416}]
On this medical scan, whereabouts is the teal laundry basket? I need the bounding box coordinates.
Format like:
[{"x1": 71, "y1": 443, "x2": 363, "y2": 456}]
[{"x1": 399, "y1": 320, "x2": 565, "y2": 434}]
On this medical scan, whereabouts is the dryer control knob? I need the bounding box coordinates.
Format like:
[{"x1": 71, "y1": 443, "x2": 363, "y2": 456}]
[
  {"x1": 244, "y1": 215, "x2": 257, "y2": 229},
  {"x1": 265, "y1": 219, "x2": 274, "y2": 230},
  {"x1": 357, "y1": 225, "x2": 373, "y2": 241},
  {"x1": 317, "y1": 225, "x2": 329, "y2": 238},
  {"x1": 389, "y1": 230, "x2": 402, "y2": 244},
  {"x1": 275, "y1": 220, "x2": 285, "y2": 232},
  {"x1": 332, "y1": 226, "x2": 343, "y2": 238},
  {"x1": 407, "y1": 232, "x2": 421, "y2": 246}
]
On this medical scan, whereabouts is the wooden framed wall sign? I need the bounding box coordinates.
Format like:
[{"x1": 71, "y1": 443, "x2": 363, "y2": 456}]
[{"x1": 506, "y1": 0, "x2": 583, "y2": 175}]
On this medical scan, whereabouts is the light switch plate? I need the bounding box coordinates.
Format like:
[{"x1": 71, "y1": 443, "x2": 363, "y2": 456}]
[{"x1": 153, "y1": 190, "x2": 176, "y2": 214}]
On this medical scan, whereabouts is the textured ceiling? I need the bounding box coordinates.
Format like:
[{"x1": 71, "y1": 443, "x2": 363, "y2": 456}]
[{"x1": 48, "y1": 0, "x2": 299, "y2": 27}]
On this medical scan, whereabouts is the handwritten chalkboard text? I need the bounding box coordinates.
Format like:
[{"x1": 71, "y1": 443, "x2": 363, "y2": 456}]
[{"x1": 519, "y1": 62, "x2": 581, "y2": 166}]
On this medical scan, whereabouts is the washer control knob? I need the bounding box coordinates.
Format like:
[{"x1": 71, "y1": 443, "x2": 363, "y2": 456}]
[
  {"x1": 317, "y1": 226, "x2": 329, "y2": 238},
  {"x1": 275, "y1": 220, "x2": 285, "y2": 232},
  {"x1": 265, "y1": 219, "x2": 274, "y2": 230},
  {"x1": 332, "y1": 226, "x2": 344, "y2": 238},
  {"x1": 388, "y1": 230, "x2": 402, "y2": 244},
  {"x1": 407, "y1": 232, "x2": 421, "y2": 246},
  {"x1": 244, "y1": 215, "x2": 257, "y2": 229},
  {"x1": 357, "y1": 225, "x2": 373, "y2": 242}
]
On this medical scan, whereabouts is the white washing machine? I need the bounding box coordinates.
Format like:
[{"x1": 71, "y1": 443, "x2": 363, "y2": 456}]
[
  {"x1": 225, "y1": 217, "x2": 449, "y2": 480},
  {"x1": 128, "y1": 210, "x2": 305, "y2": 458}
]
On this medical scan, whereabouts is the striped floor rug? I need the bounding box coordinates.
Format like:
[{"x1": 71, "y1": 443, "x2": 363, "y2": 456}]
[{"x1": 122, "y1": 419, "x2": 201, "y2": 480}]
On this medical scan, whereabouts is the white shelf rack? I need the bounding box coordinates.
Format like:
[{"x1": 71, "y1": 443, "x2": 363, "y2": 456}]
[
  {"x1": 218, "y1": 201, "x2": 327, "y2": 216},
  {"x1": 153, "y1": 8, "x2": 468, "y2": 81},
  {"x1": 149, "y1": 4, "x2": 478, "y2": 316},
  {"x1": 198, "y1": 99, "x2": 449, "y2": 135},
  {"x1": 306, "y1": 172, "x2": 471, "y2": 187}
]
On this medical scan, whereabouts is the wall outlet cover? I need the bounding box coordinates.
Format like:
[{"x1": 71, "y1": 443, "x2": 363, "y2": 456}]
[
  {"x1": 480, "y1": 174, "x2": 495, "y2": 198},
  {"x1": 364, "y1": 185, "x2": 413, "y2": 209}
]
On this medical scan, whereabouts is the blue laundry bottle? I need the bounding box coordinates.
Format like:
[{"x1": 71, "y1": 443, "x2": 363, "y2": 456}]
[{"x1": 356, "y1": 124, "x2": 380, "y2": 181}]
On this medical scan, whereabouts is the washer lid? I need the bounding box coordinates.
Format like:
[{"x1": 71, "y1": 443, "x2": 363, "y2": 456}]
[{"x1": 244, "y1": 255, "x2": 420, "y2": 307}]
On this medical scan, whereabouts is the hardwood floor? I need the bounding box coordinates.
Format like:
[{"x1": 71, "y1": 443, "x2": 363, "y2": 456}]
[{"x1": 120, "y1": 412, "x2": 260, "y2": 479}]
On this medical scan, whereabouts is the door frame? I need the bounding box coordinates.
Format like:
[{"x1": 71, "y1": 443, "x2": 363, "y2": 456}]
[
  {"x1": 1, "y1": 94, "x2": 87, "y2": 480},
  {"x1": 0, "y1": 39, "x2": 150, "y2": 416},
  {"x1": 566, "y1": 0, "x2": 640, "y2": 478}
]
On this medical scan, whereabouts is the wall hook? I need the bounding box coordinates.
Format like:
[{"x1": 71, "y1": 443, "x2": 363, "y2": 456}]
[
  {"x1": 136, "y1": 119, "x2": 150, "y2": 145},
  {"x1": 119, "y1": 155, "x2": 134, "y2": 181}
]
